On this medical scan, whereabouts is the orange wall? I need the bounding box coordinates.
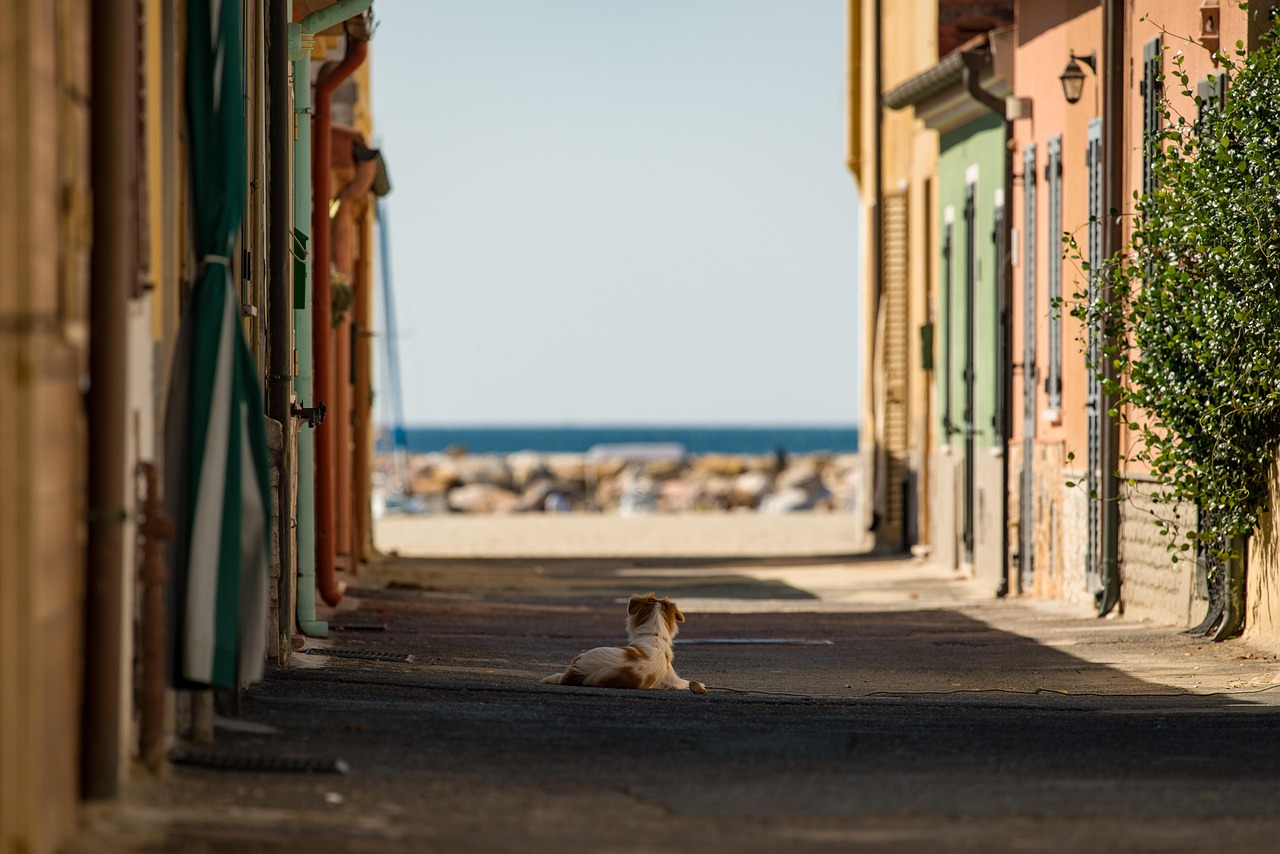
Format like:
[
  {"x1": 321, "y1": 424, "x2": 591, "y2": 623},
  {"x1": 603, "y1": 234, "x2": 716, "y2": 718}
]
[{"x1": 1010, "y1": 0, "x2": 1102, "y2": 471}]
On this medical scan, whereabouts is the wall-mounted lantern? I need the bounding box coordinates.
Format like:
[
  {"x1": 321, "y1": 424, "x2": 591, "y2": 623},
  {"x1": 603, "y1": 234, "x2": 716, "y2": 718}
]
[
  {"x1": 1200, "y1": 1, "x2": 1221, "y2": 53},
  {"x1": 1059, "y1": 50, "x2": 1096, "y2": 104}
]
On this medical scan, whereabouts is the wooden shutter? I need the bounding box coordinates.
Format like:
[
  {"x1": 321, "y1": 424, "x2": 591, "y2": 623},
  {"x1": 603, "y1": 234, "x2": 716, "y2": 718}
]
[{"x1": 882, "y1": 191, "x2": 910, "y2": 542}]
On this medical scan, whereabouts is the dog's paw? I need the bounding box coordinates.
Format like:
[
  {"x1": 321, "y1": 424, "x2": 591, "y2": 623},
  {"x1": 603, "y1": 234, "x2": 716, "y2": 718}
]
[{"x1": 688, "y1": 680, "x2": 707, "y2": 695}]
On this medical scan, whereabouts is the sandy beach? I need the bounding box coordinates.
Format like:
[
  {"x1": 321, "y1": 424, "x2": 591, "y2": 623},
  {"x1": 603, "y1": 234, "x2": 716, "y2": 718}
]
[{"x1": 373, "y1": 512, "x2": 871, "y2": 559}]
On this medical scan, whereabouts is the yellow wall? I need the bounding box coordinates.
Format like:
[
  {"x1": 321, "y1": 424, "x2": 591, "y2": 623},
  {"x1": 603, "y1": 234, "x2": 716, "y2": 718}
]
[
  {"x1": 849, "y1": 0, "x2": 939, "y2": 548},
  {"x1": 0, "y1": 2, "x2": 91, "y2": 851}
]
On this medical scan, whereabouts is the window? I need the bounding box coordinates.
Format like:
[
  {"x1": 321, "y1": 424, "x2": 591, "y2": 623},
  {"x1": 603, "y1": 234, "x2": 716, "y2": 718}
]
[
  {"x1": 1085, "y1": 116, "x2": 1104, "y2": 589},
  {"x1": 1141, "y1": 36, "x2": 1163, "y2": 199},
  {"x1": 1044, "y1": 135, "x2": 1063, "y2": 412},
  {"x1": 1022, "y1": 144, "x2": 1037, "y2": 429},
  {"x1": 943, "y1": 210, "x2": 955, "y2": 442}
]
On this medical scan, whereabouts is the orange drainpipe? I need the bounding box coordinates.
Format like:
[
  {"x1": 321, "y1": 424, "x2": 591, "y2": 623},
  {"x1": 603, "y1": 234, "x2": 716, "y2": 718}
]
[
  {"x1": 312, "y1": 36, "x2": 367, "y2": 606},
  {"x1": 353, "y1": 206, "x2": 374, "y2": 567},
  {"x1": 331, "y1": 140, "x2": 375, "y2": 570},
  {"x1": 335, "y1": 287, "x2": 352, "y2": 563}
]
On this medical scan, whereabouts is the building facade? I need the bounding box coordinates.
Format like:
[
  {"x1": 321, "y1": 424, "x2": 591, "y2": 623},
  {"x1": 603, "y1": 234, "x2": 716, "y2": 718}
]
[
  {"x1": 0, "y1": 2, "x2": 386, "y2": 851},
  {"x1": 856, "y1": 0, "x2": 1280, "y2": 646}
]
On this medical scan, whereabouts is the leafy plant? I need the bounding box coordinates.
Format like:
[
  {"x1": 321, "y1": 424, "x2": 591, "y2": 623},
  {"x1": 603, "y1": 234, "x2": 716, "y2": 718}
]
[{"x1": 1069, "y1": 24, "x2": 1280, "y2": 562}]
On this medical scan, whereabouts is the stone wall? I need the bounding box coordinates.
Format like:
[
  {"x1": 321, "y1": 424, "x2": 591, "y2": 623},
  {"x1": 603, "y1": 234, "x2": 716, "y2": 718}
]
[
  {"x1": 1059, "y1": 464, "x2": 1092, "y2": 607},
  {"x1": 972, "y1": 448, "x2": 1005, "y2": 595},
  {"x1": 1247, "y1": 449, "x2": 1280, "y2": 649},
  {"x1": 1118, "y1": 479, "x2": 1199, "y2": 626},
  {"x1": 1030, "y1": 442, "x2": 1067, "y2": 600},
  {"x1": 931, "y1": 447, "x2": 962, "y2": 572}
]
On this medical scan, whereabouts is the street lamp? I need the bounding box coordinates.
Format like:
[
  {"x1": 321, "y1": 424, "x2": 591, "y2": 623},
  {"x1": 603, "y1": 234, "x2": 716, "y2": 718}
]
[{"x1": 1060, "y1": 50, "x2": 1096, "y2": 104}]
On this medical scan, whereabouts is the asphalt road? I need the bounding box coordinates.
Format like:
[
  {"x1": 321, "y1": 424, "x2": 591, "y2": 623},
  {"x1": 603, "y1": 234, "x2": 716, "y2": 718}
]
[{"x1": 76, "y1": 555, "x2": 1280, "y2": 853}]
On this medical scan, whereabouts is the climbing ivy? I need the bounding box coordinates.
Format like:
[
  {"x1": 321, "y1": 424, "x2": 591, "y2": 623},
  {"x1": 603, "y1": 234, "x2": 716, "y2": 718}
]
[{"x1": 1070, "y1": 22, "x2": 1280, "y2": 562}]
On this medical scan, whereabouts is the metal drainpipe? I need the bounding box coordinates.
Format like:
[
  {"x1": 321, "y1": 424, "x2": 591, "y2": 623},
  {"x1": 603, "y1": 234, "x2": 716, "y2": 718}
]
[
  {"x1": 312, "y1": 35, "x2": 368, "y2": 607},
  {"x1": 290, "y1": 23, "x2": 327, "y2": 637},
  {"x1": 268, "y1": 0, "x2": 296, "y2": 655},
  {"x1": 1212, "y1": 534, "x2": 1247, "y2": 640},
  {"x1": 1095, "y1": 0, "x2": 1124, "y2": 617},
  {"x1": 870, "y1": 0, "x2": 884, "y2": 540},
  {"x1": 290, "y1": 0, "x2": 373, "y2": 627},
  {"x1": 353, "y1": 198, "x2": 375, "y2": 567},
  {"x1": 84, "y1": 0, "x2": 138, "y2": 800},
  {"x1": 137, "y1": 462, "x2": 172, "y2": 772},
  {"x1": 961, "y1": 47, "x2": 1014, "y2": 598}
]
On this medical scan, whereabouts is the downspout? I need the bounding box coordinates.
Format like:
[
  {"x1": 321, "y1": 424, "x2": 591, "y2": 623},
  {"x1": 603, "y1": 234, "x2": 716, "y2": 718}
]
[
  {"x1": 353, "y1": 190, "x2": 376, "y2": 567},
  {"x1": 1212, "y1": 534, "x2": 1247, "y2": 640},
  {"x1": 300, "y1": 0, "x2": 373, "y2": 37},
  {"x1": 268, "y1": 0, "x2": 296, "y2": 655},
  {"x1": 960, "y1": 46, "x2": 1014, "y2": 598},
  {"x1": 289, "y1": 21, "x2": 327, "y2": 637},
  {"x1": 287, "y1": 0, "x2": 372, "y2": 625},
  {"x1": 312, "y1": 33, "x2": 369, "y2": 607},
  {"x1": 870, "y1": 0, "x2": 886, "y2": 541},
  {"x1": 84, "y1": 0, "x2": 138, "y2": 799},
  {"x1": 1095, "y1": 0, "x2": 1124, "y2": 617},
  {"x1": 137, "y1": 462, "x2": 172, "y2": 772}
]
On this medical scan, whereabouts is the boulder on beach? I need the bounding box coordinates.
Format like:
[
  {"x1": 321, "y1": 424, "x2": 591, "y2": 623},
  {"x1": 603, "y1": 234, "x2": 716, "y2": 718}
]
[
  {"x1": 759, "y1": 486, "x2": 820, "y2": 514},
  {"x1": 506, "y1": 451, "x2": 552, "y2": 490},
  {"x1": 727, "y1": 470, "x2": 773, "y2": 509},
  {"x1": 692, "y1": 454, "x2": 747, "y2": 478},
  {"x1": 447, "y1": 483, "x2": 521, "y2": 514},
  {"x1": 382, "y1": 448, "x2": 864, "y2": 518},
  {"x1": 452, "y1": 455, "x2": 514, "y2": 489}
]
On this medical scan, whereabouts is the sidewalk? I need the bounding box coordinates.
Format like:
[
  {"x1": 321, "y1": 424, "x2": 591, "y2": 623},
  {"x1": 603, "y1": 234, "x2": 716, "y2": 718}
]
[{"x1": 70, "y1": 534, "x2": 1280, "y2": 852}]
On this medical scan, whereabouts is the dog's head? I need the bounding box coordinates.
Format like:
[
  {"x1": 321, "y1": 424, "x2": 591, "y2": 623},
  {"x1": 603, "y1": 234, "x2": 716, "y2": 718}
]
[{"x1": 627, "y1": 592, "x2": 685, "y2": 637}]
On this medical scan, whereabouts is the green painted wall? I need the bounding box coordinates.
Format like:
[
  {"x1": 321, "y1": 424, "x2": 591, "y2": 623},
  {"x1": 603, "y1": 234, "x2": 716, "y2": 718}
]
[{"x1": 936, "y1": 111, "x2": 1004, "y2": 449}]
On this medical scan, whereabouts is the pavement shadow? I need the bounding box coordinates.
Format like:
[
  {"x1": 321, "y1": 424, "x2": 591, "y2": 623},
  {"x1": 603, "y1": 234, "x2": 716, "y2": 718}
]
[
  {"x1": 319, "y1": 574, "x2": 1276, "y2": 709},
  {"x1": 359, "y1": 551, "x2": 912, "y2": 602}
]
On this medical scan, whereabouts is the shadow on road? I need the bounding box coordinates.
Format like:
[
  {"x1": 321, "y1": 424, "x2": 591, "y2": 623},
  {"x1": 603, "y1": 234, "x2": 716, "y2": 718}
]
[{"x1": 75, "y1": 551, "x2": 1280, "y2": 853}]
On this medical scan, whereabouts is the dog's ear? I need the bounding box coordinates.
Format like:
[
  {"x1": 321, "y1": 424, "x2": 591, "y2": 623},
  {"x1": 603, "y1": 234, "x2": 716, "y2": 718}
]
[
  {"x1": 628, "y1": 594, "x2": 649, "y2": 617},
  {"x1": 661, "y1": 597, "x2": 685, "y2": 622}
]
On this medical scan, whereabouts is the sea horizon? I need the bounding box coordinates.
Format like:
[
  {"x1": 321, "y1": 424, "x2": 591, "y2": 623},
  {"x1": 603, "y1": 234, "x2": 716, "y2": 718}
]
[{"x1": 378, "y1": 423, "x2": 860, "y2": 456}]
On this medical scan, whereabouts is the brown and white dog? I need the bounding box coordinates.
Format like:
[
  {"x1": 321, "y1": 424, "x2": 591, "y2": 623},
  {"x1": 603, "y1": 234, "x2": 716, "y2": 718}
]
[{"x1": 541, "y1": 593, "x2": 707, "y2": 694}]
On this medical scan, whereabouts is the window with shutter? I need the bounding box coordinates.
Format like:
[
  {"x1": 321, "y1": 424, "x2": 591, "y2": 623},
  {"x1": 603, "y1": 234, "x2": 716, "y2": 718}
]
[
  {"x1": 1045, "y1": 135, "x2": 1063, "y2": 412},
  {"x1": 1086, "y1": 117, "x2": 1104, "y2": 592},
  {"x1": 1142, "y1": 36, "x2": 1163, "y2": 200}
]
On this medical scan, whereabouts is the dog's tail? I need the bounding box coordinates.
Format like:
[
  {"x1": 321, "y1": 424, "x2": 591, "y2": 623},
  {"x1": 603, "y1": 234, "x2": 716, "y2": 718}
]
[{"x1": 540, "y1": 673, "x2": 564, "y2": 685}]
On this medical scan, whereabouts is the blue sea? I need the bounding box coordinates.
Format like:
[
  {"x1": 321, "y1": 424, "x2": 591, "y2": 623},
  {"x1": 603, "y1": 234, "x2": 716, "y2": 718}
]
[{"x1": 382, "y1": 425, "x2": 859, "y2": 456}]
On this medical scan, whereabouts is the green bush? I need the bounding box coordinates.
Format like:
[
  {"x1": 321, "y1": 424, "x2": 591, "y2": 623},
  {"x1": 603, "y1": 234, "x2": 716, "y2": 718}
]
[{"x1": 1072, "y1": 24, "x2": 1280, "y2": 561}]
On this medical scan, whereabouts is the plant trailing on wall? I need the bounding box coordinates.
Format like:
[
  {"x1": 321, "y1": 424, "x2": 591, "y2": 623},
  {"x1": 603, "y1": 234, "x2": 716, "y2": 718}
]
[
  {"x1": 1069, "y1": 22, "x2": 1280, "y2": 574},
  {"x1": 331, "y1": 263, "x2": 354, "y2": 328}
]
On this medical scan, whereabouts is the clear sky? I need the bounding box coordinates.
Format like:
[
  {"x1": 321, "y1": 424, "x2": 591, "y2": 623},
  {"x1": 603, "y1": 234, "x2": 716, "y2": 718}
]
[{"x1": 370, "y1": 0, "x2": 861, "y2": 426}]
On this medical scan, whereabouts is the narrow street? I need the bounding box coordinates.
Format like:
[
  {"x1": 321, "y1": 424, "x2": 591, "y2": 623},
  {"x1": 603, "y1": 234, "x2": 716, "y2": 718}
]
[{"x1": 76, "y1": 550, "x2": 1280, "y2": 853}]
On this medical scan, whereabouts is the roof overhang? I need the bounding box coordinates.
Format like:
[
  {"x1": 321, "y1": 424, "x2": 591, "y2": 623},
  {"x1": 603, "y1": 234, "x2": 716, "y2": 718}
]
[{"x1": 881, "y1": 29, "x2": 1012, "y2": 135}]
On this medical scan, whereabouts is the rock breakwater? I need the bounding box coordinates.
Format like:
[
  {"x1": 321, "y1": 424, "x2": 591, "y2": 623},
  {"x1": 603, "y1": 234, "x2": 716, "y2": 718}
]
[{"x1": 376, "y1": 449, "x2": 865, "y2": 516}]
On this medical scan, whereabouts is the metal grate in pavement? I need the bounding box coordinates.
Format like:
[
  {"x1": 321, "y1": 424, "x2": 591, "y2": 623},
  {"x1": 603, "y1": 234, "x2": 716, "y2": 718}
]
[
  {"x1": 301, "y1": 647, "x2": 415, "y2": 663},
  {"x1": 171, "y1": 750, "x2": 349, "y2": 774}
]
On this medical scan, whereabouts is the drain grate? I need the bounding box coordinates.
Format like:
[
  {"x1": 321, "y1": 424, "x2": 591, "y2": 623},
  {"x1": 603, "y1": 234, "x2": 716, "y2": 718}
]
[
  {"x1": 675, "y1": 638, "x2": 834, "y2": 646},
  {"x1": 171, "y1": 750, "x2": 349, "y2": 774},
  {"x1": 301, "y1": 647, "x2": 415, "y2": 663}
]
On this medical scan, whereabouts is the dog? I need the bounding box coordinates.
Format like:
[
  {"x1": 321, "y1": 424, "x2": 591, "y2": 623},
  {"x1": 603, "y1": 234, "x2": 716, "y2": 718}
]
[{"x1": 541, "y1": 593, "x2": 707, "y2": 694}]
